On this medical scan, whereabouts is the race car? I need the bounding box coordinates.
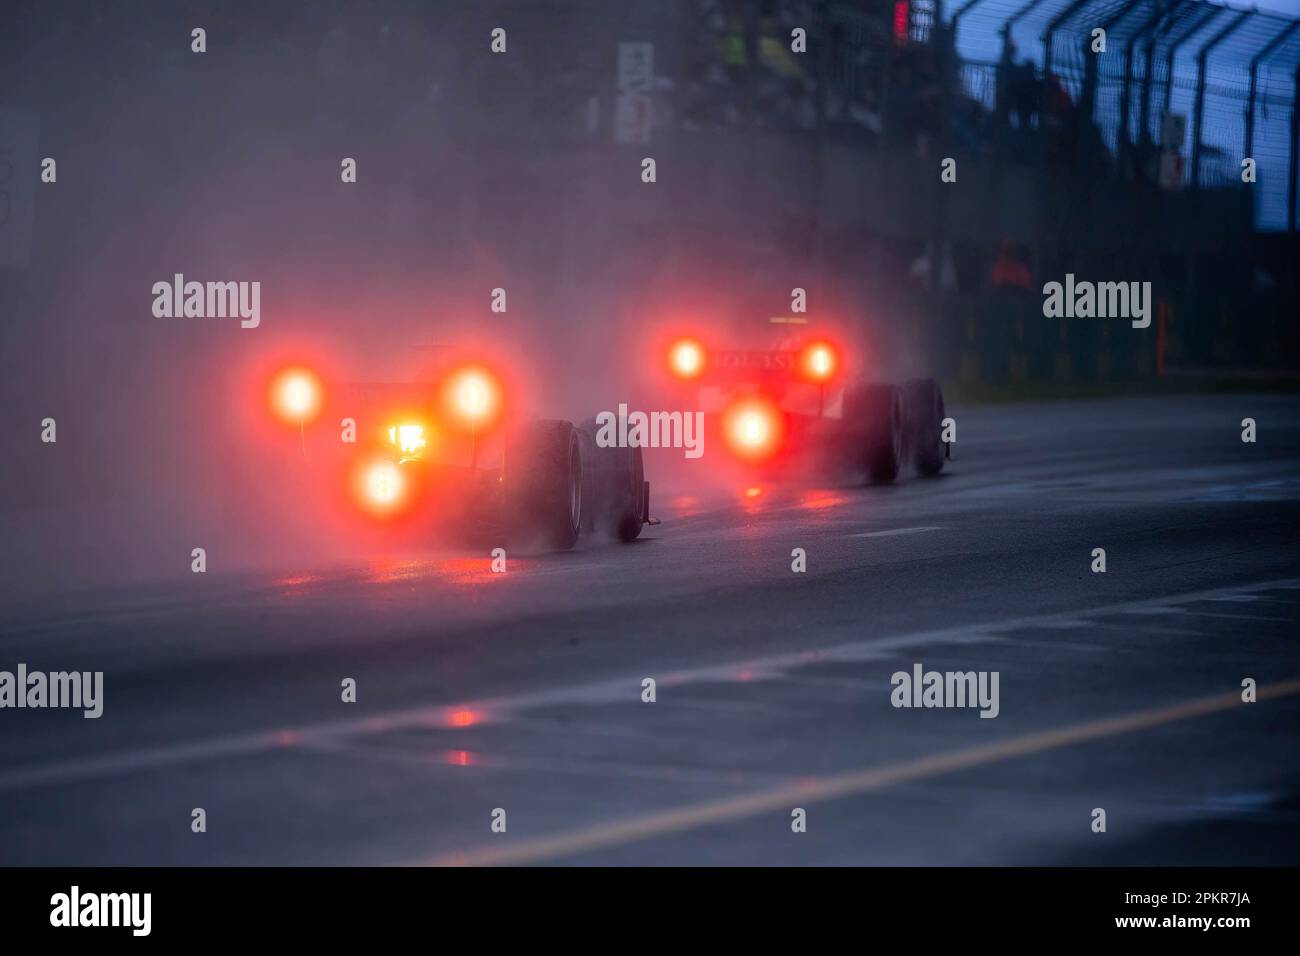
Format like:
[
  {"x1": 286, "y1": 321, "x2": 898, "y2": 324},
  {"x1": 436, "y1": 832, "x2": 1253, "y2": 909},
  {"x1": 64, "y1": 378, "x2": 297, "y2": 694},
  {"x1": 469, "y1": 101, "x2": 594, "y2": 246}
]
[
  {"x1": 262, "y1": 361, "x2": 653, "y2": 551},
  {"x1": 658, "y1": 325, "x2": 948, "y2": 483}
]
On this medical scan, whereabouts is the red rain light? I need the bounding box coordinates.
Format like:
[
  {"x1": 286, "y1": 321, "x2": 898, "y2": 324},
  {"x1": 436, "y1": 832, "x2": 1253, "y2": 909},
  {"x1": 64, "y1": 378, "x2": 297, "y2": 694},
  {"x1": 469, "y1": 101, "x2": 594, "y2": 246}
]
[
  {"x1": 668, "y1": 338, "x2": 706, "y2": 380},
  {"x1": 799, "y1": 341, "x2": 838, "y2": 383},
  {"x1": 268, "y1": 366, "x2": 324, "y2": 425},
  {"x1": 442, "y1": 365, "x2": 503, "y2": 430},
  {"x1": 722, "y1": 396, "x2": 784, "y2": 461}
]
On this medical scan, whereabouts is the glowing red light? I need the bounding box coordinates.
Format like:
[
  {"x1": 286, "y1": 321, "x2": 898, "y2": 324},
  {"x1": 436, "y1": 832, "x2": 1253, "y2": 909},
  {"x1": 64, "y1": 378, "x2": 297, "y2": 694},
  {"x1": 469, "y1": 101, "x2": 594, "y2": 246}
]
[
  {"x1": 268, "y1": 366, "x2": 324, "y2": 425},
  {"x1": 442, "y1": 365, "x2": 503, "y2": 429},
  {"x1": 893, "y1": 1, "x2": 909, "y2": 43},
  {"x1": 723, "y1": 397, "x2": 784, "y2": 461},
  {"x1": 350, "y1": 457, "x2": 412, "y2": 519},
  {"x1": 669, "y1": 338, "x2": 706, "y2": 380},
  {"x1": 367, "y1": 463, "x2": 401, "y2": 504},
  {"x1": 799, "y1": 341, "x2": 838, "y2": 383}
]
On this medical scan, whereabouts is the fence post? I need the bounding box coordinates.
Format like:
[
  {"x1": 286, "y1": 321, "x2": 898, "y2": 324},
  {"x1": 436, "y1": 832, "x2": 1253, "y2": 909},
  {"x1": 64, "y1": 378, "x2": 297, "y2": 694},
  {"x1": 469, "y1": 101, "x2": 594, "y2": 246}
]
[
  {"x1": 1192, "y1": 10, "x2": 1251, "y2": 188},
  {"x1": 1163, "y1": 5, "x2": 1222, "y2": 121},
  {"x1": 1041, "y1": 0, "x2": 1092, "y2": 169},
  {"x1": 1122, "y1": 6, "x2": 1166, "y2": 176},
  {"x1": 1290, "y1": 62, "x2": 1300, "y2": 231}
]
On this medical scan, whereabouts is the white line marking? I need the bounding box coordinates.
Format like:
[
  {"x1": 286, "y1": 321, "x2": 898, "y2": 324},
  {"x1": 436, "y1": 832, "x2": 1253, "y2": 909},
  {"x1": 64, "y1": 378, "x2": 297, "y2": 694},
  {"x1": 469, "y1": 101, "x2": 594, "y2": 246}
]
[
  {"x1": 0, "y1": 577, "x2": 1293, "y2": 794},
  {"x1": 1172, "y1": 610, "x2": 1297, "y2": 624},
  {"x1": 849, "y1": 526, "x2": 943, "y2": 538}
]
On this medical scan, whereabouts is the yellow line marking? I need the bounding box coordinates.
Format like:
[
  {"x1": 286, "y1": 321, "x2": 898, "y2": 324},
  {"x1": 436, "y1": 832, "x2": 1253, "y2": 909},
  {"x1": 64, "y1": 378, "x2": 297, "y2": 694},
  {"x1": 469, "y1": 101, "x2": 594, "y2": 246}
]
[{"x1": 415, "y1": 677, "x2": 1300, "y2": 866}]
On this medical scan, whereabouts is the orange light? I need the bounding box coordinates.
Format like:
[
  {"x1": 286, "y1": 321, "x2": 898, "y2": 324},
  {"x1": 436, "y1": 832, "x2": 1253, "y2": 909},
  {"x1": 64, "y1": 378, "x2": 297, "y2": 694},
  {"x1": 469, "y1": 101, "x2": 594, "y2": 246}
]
[
  {"x1": 269, "y1": 366, "x2": 324, "y2": 425},
  {"x1": 799, "y1": 341, "x2": 838, "y2": 383},
  {"x1": 722, "y1": 396, "x2": 784, "y2": 460},
  {"x1": 669, "y1": 338, "x2": 706, "y2": 379},
  {"x1": 388, "y1": 423, "x2": 429, "y2": 457},
  {"x1": 444, "y1": 366, "x2": 501, "y2": 427}
]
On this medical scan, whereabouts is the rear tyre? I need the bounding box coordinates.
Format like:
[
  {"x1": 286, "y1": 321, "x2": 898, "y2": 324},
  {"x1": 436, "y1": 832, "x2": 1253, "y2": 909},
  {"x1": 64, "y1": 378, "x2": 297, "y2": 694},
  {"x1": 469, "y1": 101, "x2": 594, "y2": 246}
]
[
  {"x1": 904, "y1": 378, "x2": 946, "y2": 478},
  {"x1": 504, "y1": 420, "x2": 583, "y2": 550},
  {"x1": 868, "y1": 390, "x2": 903, "y2": 484},
  {"x1": 844, "y1": 384, "x2": 902, "y2": 485},
  {"x1": 579, "y1": 417, "x2": 645, "y2": 542}
]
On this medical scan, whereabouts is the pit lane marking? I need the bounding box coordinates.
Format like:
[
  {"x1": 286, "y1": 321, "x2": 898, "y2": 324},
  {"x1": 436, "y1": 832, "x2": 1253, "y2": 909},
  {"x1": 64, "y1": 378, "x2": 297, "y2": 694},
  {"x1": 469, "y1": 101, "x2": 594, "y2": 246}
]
[{"x1": 414, "y1": 677, "x2": 1300, "y2": 867}]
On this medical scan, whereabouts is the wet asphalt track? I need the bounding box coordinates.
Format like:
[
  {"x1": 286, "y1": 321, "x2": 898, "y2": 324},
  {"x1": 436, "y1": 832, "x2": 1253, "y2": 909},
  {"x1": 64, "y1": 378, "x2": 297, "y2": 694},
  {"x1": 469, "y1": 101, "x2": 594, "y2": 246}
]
[{"x1": 1, "y1": 394, "x2": 1298, "y2": 865}]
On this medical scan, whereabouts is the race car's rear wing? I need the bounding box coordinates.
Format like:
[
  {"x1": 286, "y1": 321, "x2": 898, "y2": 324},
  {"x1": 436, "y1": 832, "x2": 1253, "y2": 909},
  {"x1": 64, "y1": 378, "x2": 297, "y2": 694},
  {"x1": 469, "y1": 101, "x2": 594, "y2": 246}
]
[
  {"x1": 688, "y1": 344, "x2": 843, "y2": 417},
  {"x1": 329, "y1": 382, "x2": 438, "y2": 411},
  {"x1": 704, "y1": 349, "x2": 800, "y2": 383},
  {"x1": 665, "y1": 337, "x2": 838, "y2": 388}
]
